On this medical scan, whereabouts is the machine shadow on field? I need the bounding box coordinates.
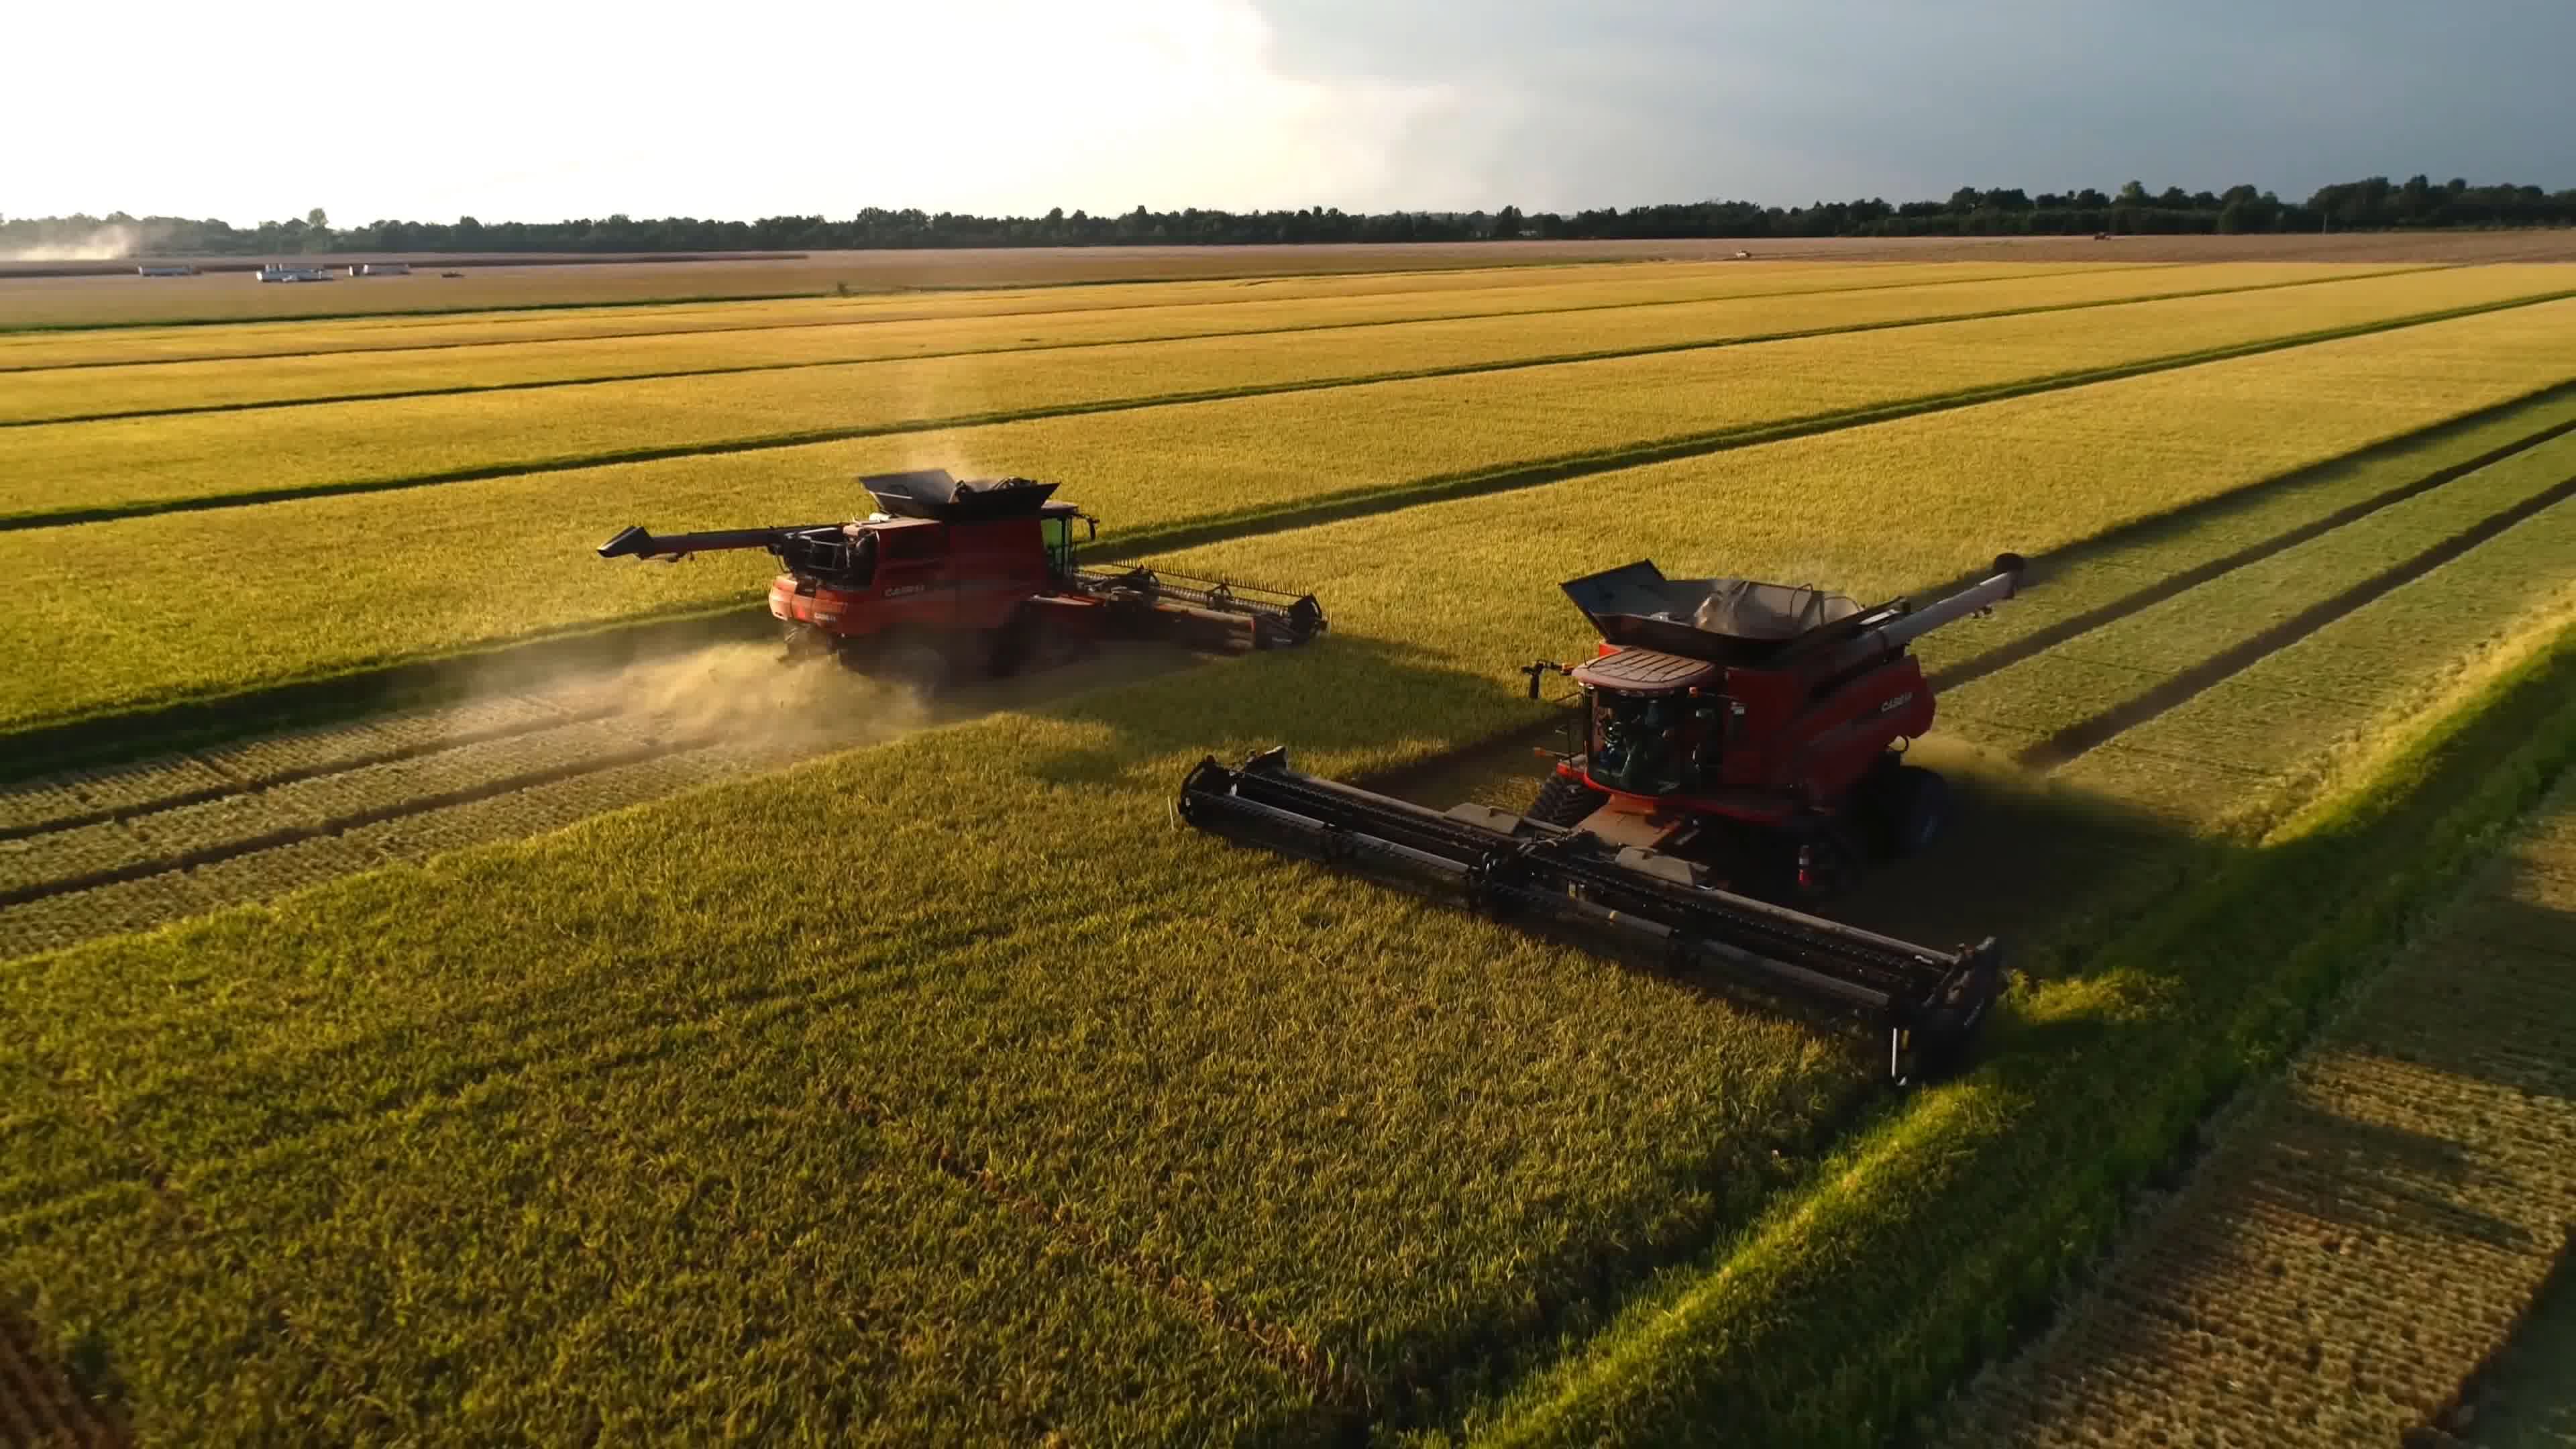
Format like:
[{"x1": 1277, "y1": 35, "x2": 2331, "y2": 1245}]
[{"x1": 2232, "y1": 1094, "x2": 2538, "y2": 1252}]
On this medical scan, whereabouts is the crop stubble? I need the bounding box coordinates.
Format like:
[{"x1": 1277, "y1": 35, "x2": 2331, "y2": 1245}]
[{"x1": 1938, "y1": 775, "x2": 2576, "y2": 1448}]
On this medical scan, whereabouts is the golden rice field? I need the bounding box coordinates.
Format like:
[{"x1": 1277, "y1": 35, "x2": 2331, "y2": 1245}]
[{"x1": 4, "y1": 250, "x2": 2575, "y2": 1447}]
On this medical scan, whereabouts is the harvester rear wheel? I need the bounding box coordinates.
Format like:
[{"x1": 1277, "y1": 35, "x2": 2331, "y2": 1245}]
[
  {"x1": 987, "y1": 606, "x2": 1039, "y2": 678},
  {"x1": 1871, "y1": 764, "x2": 1949, "y2": 859},
  {"x1": 1527, "y1": 771, "x2": 1608, "y2": 828},
  {"x1": 780, "y1": 623, "x2": 831, "y2": 663}
]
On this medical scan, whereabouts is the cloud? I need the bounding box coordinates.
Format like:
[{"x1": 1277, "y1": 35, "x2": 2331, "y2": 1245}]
[
  {"x1": 1253, "y1": 0, "x2": 2576, "y2": 209},
  {"x1": 3, "y1": 0, "x2": 1462, "y2": 223}
]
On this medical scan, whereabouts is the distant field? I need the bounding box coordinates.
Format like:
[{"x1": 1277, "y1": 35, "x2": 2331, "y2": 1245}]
[
  {"x1": 29, "y1": 263, "x2": 2553, "y2": 527},
  {"x1": 0, "y1": 259, "x2": 2080, "y2": 370},
  {"x1": 6, "y1": 259, "x2": 2222, "y2": 421},
  {"x1": 5, "y1": 229, "x2": 2572, "y2": 330},
  {"x1": 7, "y1": 252, "x2": 2576, "y2": 1446}
]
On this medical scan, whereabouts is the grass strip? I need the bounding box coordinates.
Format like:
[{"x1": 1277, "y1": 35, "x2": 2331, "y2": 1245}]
[{"x1": 1460, "y1": 612, "x2": 2576, "y2": 1449}]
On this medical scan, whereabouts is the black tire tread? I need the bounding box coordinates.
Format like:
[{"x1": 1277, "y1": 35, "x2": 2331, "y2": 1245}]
[{"x1": 1527, "y1": 771, "x2": 1608, "y2": 828}]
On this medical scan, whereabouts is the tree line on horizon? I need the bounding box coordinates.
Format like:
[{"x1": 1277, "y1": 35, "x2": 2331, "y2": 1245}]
[{"x1": 8, "y1": 176, "x2": 2571, "y2": 257}]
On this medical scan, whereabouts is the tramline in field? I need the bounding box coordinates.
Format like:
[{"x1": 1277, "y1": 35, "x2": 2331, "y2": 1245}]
[
  {"x1": 598, "y1": 468, "x2": 1327, "y2": 688},
  {"x1": 1181, "y1": 552, "x2": 2027, "y2": 1081}
]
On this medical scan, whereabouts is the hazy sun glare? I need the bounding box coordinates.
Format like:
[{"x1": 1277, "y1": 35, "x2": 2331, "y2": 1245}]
[{"x1": 3, "y1": 0, "x2": 1461, "y2": 224}]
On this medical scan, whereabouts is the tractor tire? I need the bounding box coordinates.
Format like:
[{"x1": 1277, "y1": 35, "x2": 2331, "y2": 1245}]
[
  {"x1": 867, "y1": 633, "x2": 955, "y2": 696},
  {"x1": 987, "y1": 607, "x2": 1039, "y2": 678},
  {"x1": 1527, "y1": 771, "x2": 1607, "y2": 829},
  {"x1": 780, "y1": 623, "x2": 831, "y2": 664},
  {"x1": 1871, "y1": 764, "x2": 1949, "y2": 859}
]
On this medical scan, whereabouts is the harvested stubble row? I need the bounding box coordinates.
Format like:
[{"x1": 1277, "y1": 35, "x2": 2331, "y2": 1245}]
[
  {"x1": 0, "y1": 749, "x2": 754, "y2": 962},
  {"x1": 0, "y1": 262, "x2": 2347, "y2": 424},
  {"x1": 9, "y1": 288, "x2": 2575, "y2": 739},
  {"x1": 5, "y1": 264, "x2": 2560, "y2": 526},
  {"x1": 0, "y1": 258, "x2": 2057, "y2": 369},
  {"x1": 16, "y1": 306, "x2": 2576, "y2": 1442},
  {"x1": 1938, "y1": 775, "x2": 2576, "y2": 1448},
  {"x1": 0, "y1": 716, "x2": 659, "y2": 905}
]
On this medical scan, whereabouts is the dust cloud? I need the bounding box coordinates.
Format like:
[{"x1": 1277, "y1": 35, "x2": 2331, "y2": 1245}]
[
  {"x1": 1, "y1": 223, "x2": 158, "y2": 262},
  {"x1": 441, "y1": 625, "x2": 1203, "y2": 776}
]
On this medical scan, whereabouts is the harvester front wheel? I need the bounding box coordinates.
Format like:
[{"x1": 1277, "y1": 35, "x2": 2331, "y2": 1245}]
[{"x1": 1527, "y1": 770, "x2": 1607, "y2": 829}]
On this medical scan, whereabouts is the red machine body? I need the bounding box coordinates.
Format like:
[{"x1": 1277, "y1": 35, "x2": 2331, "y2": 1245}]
[
  {"x1": 1523, "y1": 556, "x2": 2024, "y2": 897},
  {"x1": 599, "y1": 470, "x2": 1325, "y2": 682}
]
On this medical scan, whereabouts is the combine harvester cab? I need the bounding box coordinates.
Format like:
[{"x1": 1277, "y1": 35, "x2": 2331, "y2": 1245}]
[
  {"x1": 596, "y1": 468, "x2": 1326, "y2": 686},
  {"x1": 1177, "y1": 553, "x2": 2026, "y2": 1083}
]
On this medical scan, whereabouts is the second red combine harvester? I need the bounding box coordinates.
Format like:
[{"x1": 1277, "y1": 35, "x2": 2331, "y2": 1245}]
[
  {"x1": 1179, "y1": 553, "x2": 2027, "y2": 1082},
  {"x1": 598, "y1": 469, "x2": 1326, "y2": 686}
]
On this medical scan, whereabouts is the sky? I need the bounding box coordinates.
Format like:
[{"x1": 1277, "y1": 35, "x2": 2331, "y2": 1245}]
[{"x1": 5, "y1": 0, "x2": 2571, "y2": 226}]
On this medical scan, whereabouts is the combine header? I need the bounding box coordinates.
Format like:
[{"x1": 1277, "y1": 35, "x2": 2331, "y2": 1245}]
[
  {"x1": 598, "y1": 469, "x2": 1324, "y2": 685},
  {"x1": 1179, "y1": 553, "x2": 2026, "y2": 1081}
]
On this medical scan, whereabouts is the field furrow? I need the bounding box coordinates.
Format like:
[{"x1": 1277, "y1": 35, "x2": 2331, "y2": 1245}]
[
  {"x1": 1933, "y1": 429, "x2": 2576, "y2": 766},
  {"x1": 1939, "y1": 773, "x2": 2576, "y2": 1448},
  {"x1": 1915, "y1": 390, "x2": 2576, "y2": 690},
  {"x1": 2051, "y1": 490, "x2": 2576, "y2": 830},
  {"x1": 5, "y1": 265, "x2": 2561, "y2": 528},
  {"x1": 0, "y1": 264, "x2": 2366, "y2": 425}
]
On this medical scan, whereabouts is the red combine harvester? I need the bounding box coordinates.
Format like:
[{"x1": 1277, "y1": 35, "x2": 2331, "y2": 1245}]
[
  {"x1": 598, "y1": 469, "x2": 1326, "y2": 686},
  {"x1": 1178, "y1": 553, "x2": 2026, "y2": 1081}
]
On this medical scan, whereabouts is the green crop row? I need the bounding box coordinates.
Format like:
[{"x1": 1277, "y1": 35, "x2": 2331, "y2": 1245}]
[
  {"x1": 1906, "y1": 386, "x2": 2576, "y2": 683},
  {"x1": 2059, "y1": 506, "x2": 2576, "y2": 831},
  {"x1": 1936, "y1": 429, "x2": 2576, "y2": 743},
  {"x1": 7, "y1": 264, "x2": 2557, "y2": 527},
  {"x1": 9, "y1": 290, "x2": 2574, "y2": 738},
  {"x1": 0, "y1": 263, "x2": 2352, "y2": 425},
  {"x1": 0, "y1": 258, "x2": 2115, "y2": 400},
  {"x1": 14, "y1": 306, "x2": 2576, "y2": 1440}
]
